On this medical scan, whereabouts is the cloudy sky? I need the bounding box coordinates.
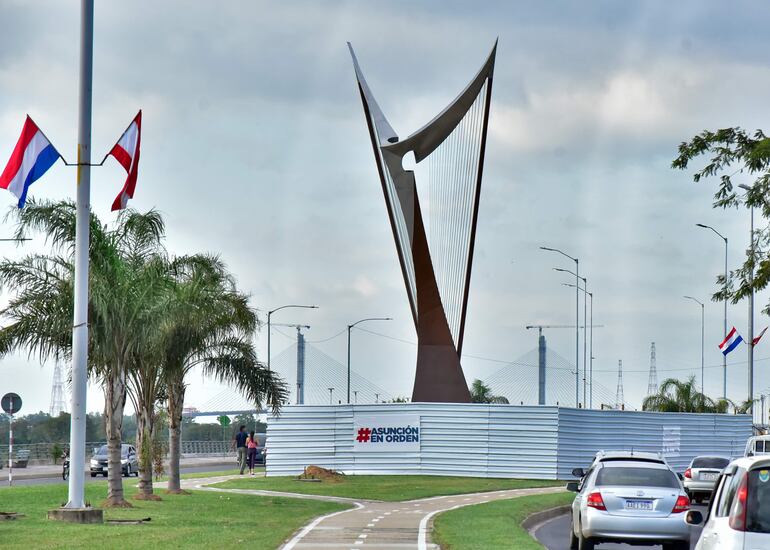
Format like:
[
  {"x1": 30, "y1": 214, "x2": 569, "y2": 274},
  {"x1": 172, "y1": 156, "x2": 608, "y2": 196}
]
[{"x1": 1, "y1": 1, "x2": 769, "y2": 417}]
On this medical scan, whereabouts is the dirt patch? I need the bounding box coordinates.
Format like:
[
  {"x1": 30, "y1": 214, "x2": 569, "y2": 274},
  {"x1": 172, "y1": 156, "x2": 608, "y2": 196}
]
[{"x1": 297, "y1": 465, "x2": 345, "y2": 482}]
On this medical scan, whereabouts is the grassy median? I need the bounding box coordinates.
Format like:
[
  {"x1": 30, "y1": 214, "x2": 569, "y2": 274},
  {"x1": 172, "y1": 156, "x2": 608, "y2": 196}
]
[
  {"x1": 433, "y1": 491, "x2": 573, "y2": 549},
  {"x1": 0, "y1": 481, "x2": 348, "y2": 549},
  {"x1": 212, "y1": 474, "x2": 563, "y2": 501}
]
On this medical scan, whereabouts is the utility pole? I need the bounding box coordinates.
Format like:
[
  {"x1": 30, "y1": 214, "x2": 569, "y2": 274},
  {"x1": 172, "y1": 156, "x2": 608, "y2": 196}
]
[
  {"x1": 647, "y1": 343, "x2": 658, "y2": 397},
  {"x1": 615, "y1": 360, "x2": 624, "y2": 410},
  {"x1": 296, "y1": 327, "x2": 306, "y2": 405}
]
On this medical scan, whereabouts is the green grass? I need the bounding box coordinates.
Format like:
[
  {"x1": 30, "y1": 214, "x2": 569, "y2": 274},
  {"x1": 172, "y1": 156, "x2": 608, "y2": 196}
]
[
  {"x1": 212, "y1": 475, "x2": 563, "y2": 501},
  {"x1": 0, "y1": 480, "x2": 348, "y2": 549},
  {"x1": 433, "y1": 491, "x2": 573, "y2": 550}
]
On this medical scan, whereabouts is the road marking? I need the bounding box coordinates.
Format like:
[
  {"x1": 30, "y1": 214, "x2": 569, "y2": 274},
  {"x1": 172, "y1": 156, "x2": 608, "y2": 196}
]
[
  {"x1": 367, "y1": 523, "x2": 374, "y2": 527},
  {"x1": 282, "y1": 502, "x2": 364, "y2": 550}
]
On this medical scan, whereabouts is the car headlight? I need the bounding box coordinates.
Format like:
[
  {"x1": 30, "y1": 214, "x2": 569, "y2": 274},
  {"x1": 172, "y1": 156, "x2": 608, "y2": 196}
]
[{"x1": 90, "y1": 459, "x2": 98, "y2": 466}]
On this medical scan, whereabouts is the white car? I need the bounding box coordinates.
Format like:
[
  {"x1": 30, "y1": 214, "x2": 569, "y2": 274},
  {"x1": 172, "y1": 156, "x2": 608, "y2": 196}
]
[
  {"x1": 686, "y1": 455, "x2": 770, "y2": 549},
  {"x1": 684, "y1": 456, "x2": 730, "y2": 503},
  {"x1": 744, "y1": 435, "x2": 770, "y2": 457}
]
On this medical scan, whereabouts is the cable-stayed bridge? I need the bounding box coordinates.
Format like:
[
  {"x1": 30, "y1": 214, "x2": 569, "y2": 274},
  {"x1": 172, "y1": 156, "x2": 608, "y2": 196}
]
[
  {"x1": 483, "y1": 346, "x2": 630, "y2": 409},
  {"x1": 183, "y1": 338, "x2": 627, "y2": 415}
]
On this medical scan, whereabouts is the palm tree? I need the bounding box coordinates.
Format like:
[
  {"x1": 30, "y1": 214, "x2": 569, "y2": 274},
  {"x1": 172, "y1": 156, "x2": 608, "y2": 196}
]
[
  {"x1": 643, "y1": 377, "x2": 718, "y2": 413},
  {"x1": 469, "y1": 379, "x2": 509, "y2": 404},
  {"x1": 0, "y1": 200, "x2": 166, "y2": 507},
  {"x1": 158, "y1": 254, "x2": 287, "y2": 494}
]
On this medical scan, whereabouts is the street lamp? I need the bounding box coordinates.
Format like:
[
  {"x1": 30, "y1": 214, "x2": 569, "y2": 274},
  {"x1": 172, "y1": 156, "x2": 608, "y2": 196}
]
[
  {"x1": 328, "y1": 387, "x2": 334, "y2": 405},
  {"x1": 541, "y1": 246, "x2": 580, "y2": 408},
  {"x1": 696, "y1": 223, "x2": 728, "y2": 398},
  {"x1": 347, "y1": 317, "x2": 392, "y2": 403},
  {"x1": 564, "y1": 282, "x2": 593, "y2": 409},
  {"x1": 553, "y1": 263, "x2": 585, "y2": 408},
  {"x1": 684, "y1": 296, "x2": 705, "y2": 394},
  {"x1": 267, "y1": 304, "x2": 318, "y2": 371},
  {"x1": 739, "y1": 183, "x2": 756, "y2": 414}
]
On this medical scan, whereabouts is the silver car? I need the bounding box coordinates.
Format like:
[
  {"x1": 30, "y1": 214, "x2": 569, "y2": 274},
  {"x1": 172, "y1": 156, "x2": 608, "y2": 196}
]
[
  {"x1": 568, "y1": 460, "x2": 691, "y2": 550},
  {"x1": 683, "y1": 455, "x2": 730, "y2": 504}
]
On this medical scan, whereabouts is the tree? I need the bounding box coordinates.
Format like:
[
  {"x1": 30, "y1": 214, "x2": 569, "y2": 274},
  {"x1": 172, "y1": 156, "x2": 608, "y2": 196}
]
[
  {"x1": 673, "y1": 128, "x2": 770, "y2": 310},
  {"x1": 158, "y1": 254, "x2": 287, "y2": 494},
  {"x1": 0, "y1": 200, "x2": 166, "y2": 507},
  {"x1": 469, "y1": 379, "x2": 509, "y2": 404},
  {"x1": 643, "y1": 377, "x2": 720, "y2": 413}
]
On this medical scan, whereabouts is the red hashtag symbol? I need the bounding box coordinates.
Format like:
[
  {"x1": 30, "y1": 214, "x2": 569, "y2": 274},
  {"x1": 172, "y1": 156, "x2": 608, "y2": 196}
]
[{"x1": 356, "y1": 428, "x2": 371, "y2": 443}]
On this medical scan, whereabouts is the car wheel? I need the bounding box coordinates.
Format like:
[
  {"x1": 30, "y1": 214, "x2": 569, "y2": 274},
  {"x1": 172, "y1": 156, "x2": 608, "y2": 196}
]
[
  {"x1": 124, "y1": 464, "x2": 131, "y2": 478},
  {"x1": 90, "y1": 472, "x2": 96, "y2": 478},
  {"x1": 569, "y1": 527, "x2": 579, "y2": 550},
  {"x1": 103, "y1": 472, "x2": 108, "y2": 477},
  {"x1": 577, "y1": 518, "x2": 595, "y2": 550},
  {"x1": 662, "y1": 542, "x2": 689, "y2": 550}
]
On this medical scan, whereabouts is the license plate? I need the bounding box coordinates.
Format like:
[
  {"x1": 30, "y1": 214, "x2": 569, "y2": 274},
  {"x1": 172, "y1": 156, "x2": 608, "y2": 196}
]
[
  {"x1": 625, "y1": 500, "x2": 653, "y2": 510},
  {"x1": 700, "y1": 472, "x2": 718, "y2": 481}
]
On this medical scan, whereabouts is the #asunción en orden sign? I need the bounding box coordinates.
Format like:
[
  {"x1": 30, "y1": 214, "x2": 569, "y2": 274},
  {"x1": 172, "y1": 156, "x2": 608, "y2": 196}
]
[{"x1": 353, "y1": 415, "x2": 420, "y2": 452}]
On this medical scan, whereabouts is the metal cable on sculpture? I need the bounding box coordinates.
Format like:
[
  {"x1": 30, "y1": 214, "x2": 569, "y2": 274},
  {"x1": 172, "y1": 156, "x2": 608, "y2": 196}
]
[{"x1": 349, "y1": 41, "x2": 496, "y2": 402}]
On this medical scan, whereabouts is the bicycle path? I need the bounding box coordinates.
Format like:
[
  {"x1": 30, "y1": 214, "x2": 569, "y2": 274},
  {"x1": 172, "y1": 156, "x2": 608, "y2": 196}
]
[{"x1": 162, "y1": 475, "x2": 565, "y2": 549}]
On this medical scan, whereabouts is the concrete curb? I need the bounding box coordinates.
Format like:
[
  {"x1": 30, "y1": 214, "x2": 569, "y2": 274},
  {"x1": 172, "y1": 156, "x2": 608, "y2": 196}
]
[{"x1": 522, "y1": 504, "x2": 570, "y2": 536}]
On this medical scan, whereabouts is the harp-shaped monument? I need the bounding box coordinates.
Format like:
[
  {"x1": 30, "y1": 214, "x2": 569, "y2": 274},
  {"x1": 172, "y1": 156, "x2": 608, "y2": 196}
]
[{"x1": 349, "y1": 42, "x2": 496, "y2": 403}]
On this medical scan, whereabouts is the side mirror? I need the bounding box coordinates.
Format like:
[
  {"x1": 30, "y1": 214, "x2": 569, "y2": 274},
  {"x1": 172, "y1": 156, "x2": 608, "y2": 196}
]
[
  {"x1": 685, "y1": 510, "x2": 703, "y2": 525},
  {"x1": 571, "y1": 467, "x2": 585, "y2": 478},
  {"x1": 677, "y1": 472, "x2": 684, "y2": 481},
  {"x1": 748, "y1": 451, "x2": 754, "y2": 457},
  {"x1": 566, "y1": 481, "x2": 579, "y2": 492}
]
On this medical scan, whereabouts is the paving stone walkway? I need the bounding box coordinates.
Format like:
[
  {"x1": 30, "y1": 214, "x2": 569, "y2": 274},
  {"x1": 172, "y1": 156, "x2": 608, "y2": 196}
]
[{"x1": 162, "y1": 476, "x2": 564, "y2": 550}]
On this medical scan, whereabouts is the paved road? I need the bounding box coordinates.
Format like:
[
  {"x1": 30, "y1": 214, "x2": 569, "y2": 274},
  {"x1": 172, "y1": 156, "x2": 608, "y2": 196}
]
[
  {"x1": 1, "y1": 462, "x2": 238, "y2": 487},
  {"x1": 534, "y1": 505, "x2": 707, "y2": 550},
  {"x1": 170, "y1": 475, "x2": 567, "y2": 550}
]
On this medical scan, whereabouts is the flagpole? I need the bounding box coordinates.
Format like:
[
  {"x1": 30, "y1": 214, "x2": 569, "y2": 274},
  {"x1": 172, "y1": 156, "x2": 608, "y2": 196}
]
[
  {"x1": 749, "y1": 204, "x2": 755, "y2": 416},
  {"x1": 65, "y1": 0, "x2": 93, "y2": 509}
]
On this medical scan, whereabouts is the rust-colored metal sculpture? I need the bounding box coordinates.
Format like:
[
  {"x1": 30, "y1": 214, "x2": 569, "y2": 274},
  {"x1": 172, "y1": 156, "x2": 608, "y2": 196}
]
[{"x1": 349, "y1": 42, "x2": 496, "y2": 402}]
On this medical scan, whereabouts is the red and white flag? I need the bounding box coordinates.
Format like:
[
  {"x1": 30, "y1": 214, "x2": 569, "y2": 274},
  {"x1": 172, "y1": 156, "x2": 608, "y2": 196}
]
[
  {"x1": 754, "y1": 327, "x2": 768, "y2": 346},
  {"x1": 109, "y1": 110, "x2": 141, "y2": 211}
]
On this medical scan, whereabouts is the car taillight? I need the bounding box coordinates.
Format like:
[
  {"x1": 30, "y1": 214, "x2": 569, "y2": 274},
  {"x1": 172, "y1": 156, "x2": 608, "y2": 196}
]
[
  {"x1": 729, "y1": 473, "x2": 749, "y2": 531},
  {"x1": 586, "y1": 491, "x2": 606, "y2": 511},
  {"x1": 672, "y1": 495, "x2": 690, "y2": 513},
  {"x1": 684, "y1": 468, "x2": 692, "y2": 479}
]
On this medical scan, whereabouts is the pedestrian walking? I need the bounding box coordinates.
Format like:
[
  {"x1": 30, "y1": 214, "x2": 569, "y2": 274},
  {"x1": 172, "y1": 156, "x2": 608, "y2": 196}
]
[
  {"x1": 231, "y1": 425, "x2": 248, "y2": 475},
  {"x1": 246, "y1": 431, "x2": 259, "y2": 476}
]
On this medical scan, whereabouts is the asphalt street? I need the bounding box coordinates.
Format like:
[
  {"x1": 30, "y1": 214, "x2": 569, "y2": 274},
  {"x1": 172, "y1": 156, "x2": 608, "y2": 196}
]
[
  {"x1": 2, "y1": 463, "x2": 237, "y2": 487},
  {"x1": 534, "y1": 505, "x2": 707, "y2": 550}
]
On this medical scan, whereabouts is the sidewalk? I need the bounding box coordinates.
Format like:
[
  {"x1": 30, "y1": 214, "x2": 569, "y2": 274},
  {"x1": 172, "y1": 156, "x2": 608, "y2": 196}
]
[{"x1": 0, "y1": 455, "x2": 234, "y2": 481}]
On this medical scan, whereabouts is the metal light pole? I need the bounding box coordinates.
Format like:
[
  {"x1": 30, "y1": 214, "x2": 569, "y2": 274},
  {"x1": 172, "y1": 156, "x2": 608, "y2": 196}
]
[
  {"x1": 541, "y1": 247, "x2": 580, "y2": 408},
  {"x1": 328, "y1": 387, "x2": 334, "y2": 405},
  {"x1": 684, "y1": 296, "x2": 705, "y2": 394},
  {"x1": 554, "y1": 264, "x2": 585, "y2": 408},
  {"x1": 738, "y1": 184, "x2": 756, "y2": 415},
  {"x1": 347, "y1": 317, "x2": 392, "y2": 403},
  {"x1": 65, "y1": 0, "x2": 94, "y2": 509},
  {"x1": 564, "y1": 282, "x2": 593, "y2": 409},
  {"x1": 696, "y1": 223, "x2": 728, "y2": 399},
  {"x1": 267, "y1": 304, "x2": 318, "y2": 371}
]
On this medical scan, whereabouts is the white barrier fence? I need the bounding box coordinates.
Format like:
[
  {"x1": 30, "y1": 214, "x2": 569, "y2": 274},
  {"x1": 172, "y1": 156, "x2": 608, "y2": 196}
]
[{"x1": 266, "y1": 404, "x2": 752, "y2": 479}]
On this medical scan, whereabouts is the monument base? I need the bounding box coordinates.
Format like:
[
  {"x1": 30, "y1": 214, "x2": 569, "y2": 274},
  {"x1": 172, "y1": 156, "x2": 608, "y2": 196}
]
[{"x1": 47, "y1": 507, "x2": 103, "y2": 524}]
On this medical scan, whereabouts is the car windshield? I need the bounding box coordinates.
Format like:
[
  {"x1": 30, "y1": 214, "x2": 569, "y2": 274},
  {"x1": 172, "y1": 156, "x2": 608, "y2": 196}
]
[
  {"x1": 692, "y1": 457, "x2": 729, "y2": 469},
  {"x1": 747, "y1": 468, "x2": 770, "y2": 533},
  {"x1": 596, "y1": 467, "x2": 679, "y2": 488},
  {"x1": 95, "y1": 445, "x2": 127, "y2": 457}
]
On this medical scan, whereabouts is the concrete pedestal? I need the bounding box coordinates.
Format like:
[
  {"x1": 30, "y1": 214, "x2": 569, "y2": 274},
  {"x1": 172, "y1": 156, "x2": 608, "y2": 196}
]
[{"x1": 47, "y1": 507, "x2": 103, "y2": 524}]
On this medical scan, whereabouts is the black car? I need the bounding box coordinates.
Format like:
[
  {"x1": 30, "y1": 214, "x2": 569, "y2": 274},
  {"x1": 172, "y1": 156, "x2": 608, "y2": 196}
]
[{"x1": 90, "y1": 444, "x2": 139, "y2": 477}]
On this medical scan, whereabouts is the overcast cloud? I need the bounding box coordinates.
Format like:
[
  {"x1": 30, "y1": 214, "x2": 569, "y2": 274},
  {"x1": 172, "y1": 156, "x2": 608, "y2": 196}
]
[{"x1": 1, "y1": 1, "x2": 769, "y2": 417}]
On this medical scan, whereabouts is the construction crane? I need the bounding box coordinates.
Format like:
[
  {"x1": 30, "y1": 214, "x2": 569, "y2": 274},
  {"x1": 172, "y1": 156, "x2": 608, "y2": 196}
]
[
  {"x1": 273, "y1": 323, "x2": 310, "y2": 404},
  {"x1": 525, "y1": 324, "x2": 604, "y2": 407}
]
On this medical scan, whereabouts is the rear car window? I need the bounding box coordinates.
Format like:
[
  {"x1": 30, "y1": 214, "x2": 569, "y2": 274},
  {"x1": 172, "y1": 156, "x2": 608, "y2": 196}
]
[
  {"x1": 595, "y1": 467, "x2": 679, "y2": 488},
  {"x1": 692, "y1": 457, "x2": 730, "y2": 469},
  {"x1": 747, "y1": 468, "x2": 770, "y2": 533}
]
